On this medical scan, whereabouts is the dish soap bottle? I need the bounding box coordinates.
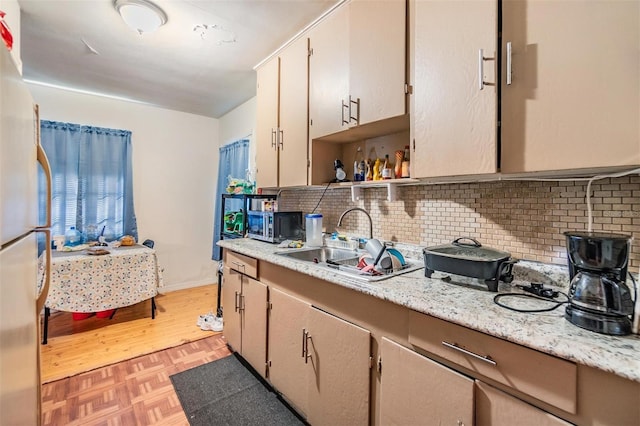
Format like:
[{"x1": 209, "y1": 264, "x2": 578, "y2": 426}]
[{"x1": 373, "y1": 158, "x2": 382, "y2": 180}]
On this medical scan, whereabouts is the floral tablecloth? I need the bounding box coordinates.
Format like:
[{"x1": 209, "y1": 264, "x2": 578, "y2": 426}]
[{"x1": 38, "y1": 245, "x2": 163, "y2": 313}]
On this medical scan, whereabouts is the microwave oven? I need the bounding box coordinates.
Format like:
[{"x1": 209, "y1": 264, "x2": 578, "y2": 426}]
[{"x1": 246, "y1": 211, "x2": 303, "y2": 243}]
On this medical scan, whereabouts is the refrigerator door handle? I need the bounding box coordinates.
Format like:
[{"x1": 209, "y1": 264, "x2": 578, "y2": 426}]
[
  {"x1": 35, "y1": 229, "x2": 51, "y2": 313},
  {"x1": 36, "y1": 143, "x2": 52, "y2": 229}
]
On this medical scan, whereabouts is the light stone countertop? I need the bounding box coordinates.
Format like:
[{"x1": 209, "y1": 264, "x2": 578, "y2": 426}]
[{"x1": 218, "y1": 238, "x2": 640, "y2": 383}]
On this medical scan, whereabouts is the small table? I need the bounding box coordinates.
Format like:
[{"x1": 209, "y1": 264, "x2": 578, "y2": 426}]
[{"x1": 38, "y1": 245, "x2": 163, "y2": 344}]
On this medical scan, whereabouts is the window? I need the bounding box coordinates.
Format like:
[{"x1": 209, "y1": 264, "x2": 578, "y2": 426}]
[{"x1": 39, "y1": 120, "x2": 138, "y2": 243}]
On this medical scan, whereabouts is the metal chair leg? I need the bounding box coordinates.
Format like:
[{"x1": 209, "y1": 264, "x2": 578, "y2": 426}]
[{"x1": 151, "y1": 297, "x2": 156, "y2": 319}]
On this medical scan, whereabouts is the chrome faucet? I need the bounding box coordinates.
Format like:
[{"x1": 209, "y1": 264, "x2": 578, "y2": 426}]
[{"x1": 337, "y1": 207, "x2": 373, "y2": 240}]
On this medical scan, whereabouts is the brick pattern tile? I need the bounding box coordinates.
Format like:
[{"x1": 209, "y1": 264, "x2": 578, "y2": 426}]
[{"x1": 278, "y1": 176, "x2": 640, "y2": 270}]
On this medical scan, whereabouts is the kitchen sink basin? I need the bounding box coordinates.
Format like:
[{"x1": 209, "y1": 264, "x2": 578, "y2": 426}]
[
  {"x1": 276, "y1": 246, "x2": 360, "y2": 263},
  {"x1": 275, "y1": 247, "x2": 423, "y2": 282}
]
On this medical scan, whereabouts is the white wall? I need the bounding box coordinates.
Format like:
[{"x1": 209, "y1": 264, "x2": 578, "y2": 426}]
[{"x1": 28, "y1": 84, "x2": 220, "y2": 291}]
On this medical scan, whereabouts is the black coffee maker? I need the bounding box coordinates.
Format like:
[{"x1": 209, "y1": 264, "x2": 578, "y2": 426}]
[{"x1": 564, "y1": 232, "x2": 635, "y2": 335}]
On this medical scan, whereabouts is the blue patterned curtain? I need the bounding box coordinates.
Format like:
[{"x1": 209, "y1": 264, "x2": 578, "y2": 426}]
[
  {"x1": 39, "y1": 120, "x2": 138, "y2": 244},
  {"x1": 212, "y1": 139, "x2": 250, "y2": 260}
]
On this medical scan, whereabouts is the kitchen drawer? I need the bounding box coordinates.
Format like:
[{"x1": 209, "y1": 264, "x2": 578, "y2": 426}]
[
  {"x1": 408, "y1": 311, "x2": 577, "y2": 414},
  {"x1": 225, "y1": 250, "x2": 258, "y2": 279}
]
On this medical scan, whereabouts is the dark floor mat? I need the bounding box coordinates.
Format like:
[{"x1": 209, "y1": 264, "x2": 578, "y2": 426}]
[{"x1": 170, "y1": 354, "x2": 305, "y2": 426}]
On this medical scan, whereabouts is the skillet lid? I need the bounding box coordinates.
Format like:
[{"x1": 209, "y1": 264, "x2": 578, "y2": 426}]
[{"x1": 423, "y1": 237, "x2": 511, "y2": 262}]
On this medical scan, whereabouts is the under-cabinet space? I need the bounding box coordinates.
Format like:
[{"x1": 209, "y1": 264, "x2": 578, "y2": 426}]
[{"x1": 311, "y1": 130, "x2": 410, "y2": 185}]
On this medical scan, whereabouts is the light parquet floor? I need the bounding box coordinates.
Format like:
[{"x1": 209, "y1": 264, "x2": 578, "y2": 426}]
[
  {"x1": 40, "y1": 285, "x2": 222, "y2": 383},
  {"x1": 41, "y1": 334, "x2": 232, "y2": 425}
]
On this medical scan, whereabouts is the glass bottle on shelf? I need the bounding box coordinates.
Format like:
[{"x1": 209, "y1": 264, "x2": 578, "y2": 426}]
[{"x1": 382, "y1": 154, "x2": 393, "y2": 179}]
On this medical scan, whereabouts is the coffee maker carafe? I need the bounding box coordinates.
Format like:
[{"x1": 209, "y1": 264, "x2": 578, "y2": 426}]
[{"x1": 564, "y1": 232, "x2": 635, "y2": 335}]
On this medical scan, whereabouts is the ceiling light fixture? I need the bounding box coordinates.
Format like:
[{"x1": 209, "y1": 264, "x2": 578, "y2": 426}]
[{"x1": 114, "y1": 0, "x2": 167, "y2": 35}]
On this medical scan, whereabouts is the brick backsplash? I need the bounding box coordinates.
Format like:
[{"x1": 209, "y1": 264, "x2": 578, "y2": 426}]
[{"x1": 278, "y1": 176, "x2": 640, "y2": 270}]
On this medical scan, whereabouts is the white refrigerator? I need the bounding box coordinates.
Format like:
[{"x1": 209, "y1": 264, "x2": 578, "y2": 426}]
[{"x1": 0, "y1": 46, "x2": 51, "y2": 425}]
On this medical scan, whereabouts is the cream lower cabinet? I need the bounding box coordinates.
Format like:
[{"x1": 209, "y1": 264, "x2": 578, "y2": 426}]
[
  {"x1": 268, "y1": 287, "x2": 371, "y2": 425},
  {"x1": 221, "y1": 265, "x2": 268, "y2": 378},
  {"x1": 379, "y1": 337, "x2": 474, "y2": 426},
  {"x1": 476, "y1": 380, "x2": 570, "y2": 426},
  {"x1": 380, "y1": 337, "x2": 570, "y2": 426}
]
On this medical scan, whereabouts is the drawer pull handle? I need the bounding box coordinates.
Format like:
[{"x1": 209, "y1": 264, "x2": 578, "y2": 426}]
[
  {"x1": 442, "y1": 341, "x2": 497, "y2": 366},
  {"x1": 231, "y1": 261, "x2": 245, "y2": 271}
]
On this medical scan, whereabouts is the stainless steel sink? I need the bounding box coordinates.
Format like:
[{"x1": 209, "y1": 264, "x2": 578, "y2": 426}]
[
  {"x1": 275, "y1": 247, "x2": 423, "y2": 282},
  {"x1": 276, "y1": 246, "x2": 360, "y2": 263}
]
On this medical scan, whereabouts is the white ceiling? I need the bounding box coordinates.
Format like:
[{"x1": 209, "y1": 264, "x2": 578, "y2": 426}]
[{"x1": 19, "y1": 0, "x2": 339, "y2": 118}]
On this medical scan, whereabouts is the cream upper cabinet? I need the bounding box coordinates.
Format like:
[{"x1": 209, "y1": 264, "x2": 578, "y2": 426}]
[
  {"x1": 309, "y1": 0, "x2": 406, "y2": 139},
  {"x1": 278, "y1": 36, "x2": 309, "y2": 187},
  {"x1": 255, "y1": 57, "x2": 279, "y2": 188},
  {"x1": 255, "y1": 36, "x2": 309, "y2": 188},
  {"x1": 501, "y1": 0, "x2": 640, "y2": 174},
  {"x1": 309, "y1": 4, "x2": 349, "y2": 139},
  {"x1": 411, "y1": 0, "x2": 498, "y2": 178},
  {"x1": 348, "y1": 0, "x2": 406, "y2": 127}
]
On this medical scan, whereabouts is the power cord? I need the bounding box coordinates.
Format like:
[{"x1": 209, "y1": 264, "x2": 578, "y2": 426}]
[
  {"x1": 311, "y1": 182, "x2": 332, "y2": 214},
  {"x1": 493, "y1": 283, "x2": 570, "y2": 313}
]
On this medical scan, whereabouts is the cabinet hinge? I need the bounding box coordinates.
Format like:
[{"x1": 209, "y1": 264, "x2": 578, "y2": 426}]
[
  {"x1": 404, "y1": 83, "x2": 413, "y2": 95},
  {"x1": 308, "y1": 47, "x2": 314, "y2": 57},
  {"x1": 267, "y1": 301, "x2": 272, "y2": 310}
]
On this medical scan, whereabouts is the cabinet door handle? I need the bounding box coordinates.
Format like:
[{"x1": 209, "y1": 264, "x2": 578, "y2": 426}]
[
  {"x1": 301, "y1": 328, "x2": 306, "y2": 358},
  {"x1": 302, "y1": 329, "x2": 311, "y2": 363},
  {"x1": 349, "y1": 95, "x2": 360, "y2": 125},
  {"x1": 278, "y1": 129, "x2": 284, "y2": 150},
  {"x1": 234, "y1": 291, "x2": 240, "y2": 312},
  {"x1": 442, "y1": 341, "x2": 497, "y2": 366},
  {"x1": 506, "y1": 42, "x2": 513, "y2": 85},
  {"x1": 271, "y1": 128, "x2": 277, "y2": 148},
  {"x1": 341, "y1": 99, "x2": 350, "y2": 125},
  {"x1": 239, "y1": 294, "x2": 245, "y2": 312},
  {"x1": 478, "y1": 49, "x2": 495, "y2": 90}
]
